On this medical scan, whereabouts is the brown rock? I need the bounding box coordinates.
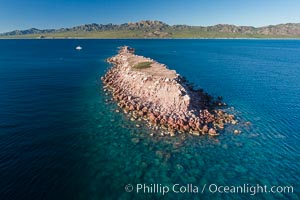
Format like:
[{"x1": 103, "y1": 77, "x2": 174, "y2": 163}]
[
  {"x1": 183, "y1": 125, "x2": 190, "y2": 132},
  {"x1": 228, "y1": 114, "x2": 235, "y2": 120},
  {"x1": 208, "y1": 128, "x2": 219, "y2": 136},
  {"x1": 138, "y1": 111, "x2": 144, "y2": 116},
  {"x1": 160, "y1": 118, "x2": 167, "y2": 125},
  {"x1": 191, "y1": 131, "x2": 200, "y2": 136},
  {"x1": 202, "y1": 125, "x2": 209, "y2": 134},
  {"x1": 149, "y1": 113, "x2": 156, "y2": 122},
  {"x1": 195, "y1": 122, "x2": 201, "y2": 130},
  {"x1": 129, "y1": 104, "x2": 135, "y2": 111},
  {"x1": 142, "y1": 107, "x2": 148, "y2": 113}
]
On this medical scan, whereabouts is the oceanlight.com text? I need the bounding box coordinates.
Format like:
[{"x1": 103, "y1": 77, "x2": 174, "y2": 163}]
[{"x1": 125, "y1": 183, "x2": 294, "y2": 196}]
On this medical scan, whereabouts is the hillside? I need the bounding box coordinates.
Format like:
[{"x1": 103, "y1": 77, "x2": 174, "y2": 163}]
[{"x1": 1, "y1": 20, "x2": 300, "y2": 38}]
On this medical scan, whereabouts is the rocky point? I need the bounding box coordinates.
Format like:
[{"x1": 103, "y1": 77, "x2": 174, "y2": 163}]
[{"x1": 101, "y1": 46, "x2": 236, "y2": 136}]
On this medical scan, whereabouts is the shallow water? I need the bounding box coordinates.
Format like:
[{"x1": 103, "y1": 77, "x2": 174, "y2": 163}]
[{"x1": 0, "y1": 39, "x2": 299, "y2": 199}]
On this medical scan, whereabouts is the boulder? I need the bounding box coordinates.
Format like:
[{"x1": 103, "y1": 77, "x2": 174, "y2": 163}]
[
  {"x1": 208, "y1": 128, "x2": 218, "y2": 136},
  {"x1": 149, "y1": 113, "x2": 156, "y2": 122},
  {"x1": 202, "y1": 125, "x2": 209, "y2": 134},
  {"x1": 191, "y1": 131, "x2": 200, "y2": 136}
]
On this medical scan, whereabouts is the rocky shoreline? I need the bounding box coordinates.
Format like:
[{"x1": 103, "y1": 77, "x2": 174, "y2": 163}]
[{"x1": 101, "y1": 46, "x2": 238, "y2": 136}]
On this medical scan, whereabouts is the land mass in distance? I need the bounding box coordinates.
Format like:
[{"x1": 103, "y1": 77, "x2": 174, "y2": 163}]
[{"x1": 2, "y1": 20, "x2": 300, "y2": 39}]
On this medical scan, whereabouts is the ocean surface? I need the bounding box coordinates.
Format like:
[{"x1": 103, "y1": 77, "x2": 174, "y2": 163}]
[{"x1": 0, "y1": 39, "x2": 299, "y2": 200}]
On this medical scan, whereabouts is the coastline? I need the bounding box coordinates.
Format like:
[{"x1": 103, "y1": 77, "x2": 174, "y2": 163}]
[{"x1": 1, "y1": 37, "x2": 300, "y2": 40}]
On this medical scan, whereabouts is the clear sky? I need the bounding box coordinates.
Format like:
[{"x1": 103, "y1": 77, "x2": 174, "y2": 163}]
[{"x1": 0, "y1": 0, "x2": 300, "y2": 32}]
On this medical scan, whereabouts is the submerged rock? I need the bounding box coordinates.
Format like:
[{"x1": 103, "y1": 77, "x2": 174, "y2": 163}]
[
  {"x1": 131, "y1": 138, "x2": 140, "y2": 144},
  {"x1": 176, "y1": 164, "x2": 184, "y2": 172},
  {"x1": 191, "y1": 131, "x2": 200, "y2": 136}
]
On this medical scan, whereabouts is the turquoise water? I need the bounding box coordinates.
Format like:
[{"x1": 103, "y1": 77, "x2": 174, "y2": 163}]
[{"x1": 0, "y1": 39, "x2": 299, "y2": 200}]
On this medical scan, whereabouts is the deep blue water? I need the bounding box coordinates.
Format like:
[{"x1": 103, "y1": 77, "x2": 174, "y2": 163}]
[{"x1": 0, "y1": 39, "x2": 299, "y2": 200}]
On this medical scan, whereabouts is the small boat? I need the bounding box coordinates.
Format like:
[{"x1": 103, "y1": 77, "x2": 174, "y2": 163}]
[{"x1": 75, "y1": 46, "x2": 82, "y2": 50}]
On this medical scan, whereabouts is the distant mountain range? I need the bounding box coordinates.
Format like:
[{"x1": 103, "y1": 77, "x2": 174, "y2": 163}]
[{"x1": 1, "y1": 20, "x2": 300, "y2": 38}]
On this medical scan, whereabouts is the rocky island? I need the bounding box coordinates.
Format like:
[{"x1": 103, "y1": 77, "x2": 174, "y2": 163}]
[{"x1": 101, "y1": 46, "x2": 237, "y2": 136}]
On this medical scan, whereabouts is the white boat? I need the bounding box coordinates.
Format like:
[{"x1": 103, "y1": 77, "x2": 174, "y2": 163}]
[{"x1": 75, "y1": 46, "x2": 82, "y2": 50}]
